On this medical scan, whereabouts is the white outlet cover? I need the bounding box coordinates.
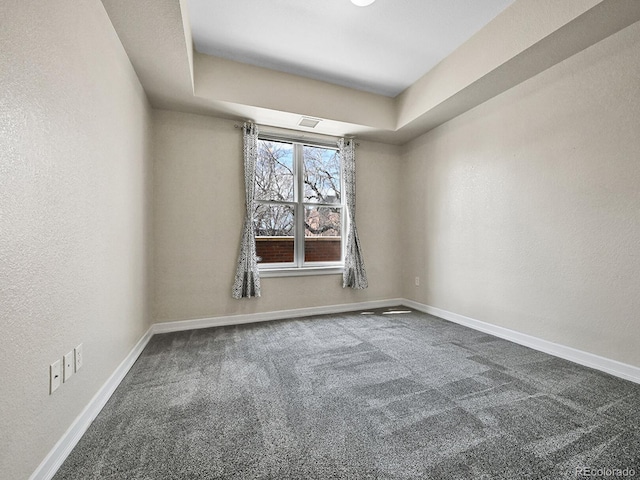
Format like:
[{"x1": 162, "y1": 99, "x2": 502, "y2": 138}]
[
  {"x1": 63, "y1": 351, "x2": 74, "y2": 382},
  {"x1": 74, "y1": 344, "x2": 83, "y2": 372},
  {"x1": 50, "y1": 360, "x2": 61, "y2": 394}
]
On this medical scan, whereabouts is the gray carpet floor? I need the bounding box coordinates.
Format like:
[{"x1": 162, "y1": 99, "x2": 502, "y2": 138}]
[{"x1": 54, "y1": 307, "x2": 640, "y2": 479}]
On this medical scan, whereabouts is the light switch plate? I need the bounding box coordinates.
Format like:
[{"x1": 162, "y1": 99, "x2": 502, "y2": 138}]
[
  {"x1": 50, "y1": 360, "x2": 61, "y2": 394},
  {"x1": 63, "y1": 351, "x2": 74, "y2": 382},
  {"x1": 74, "y1": 344, "x2": 83, "y2": 372}
]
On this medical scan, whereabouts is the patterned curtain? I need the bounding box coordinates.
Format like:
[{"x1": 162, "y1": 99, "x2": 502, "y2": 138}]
[
  {"x1": 232, "y1": 123, "x2": 261, "y2": 299},
  {"x1": 339, "y1": 138, "x2": 368, "y2": 289}
]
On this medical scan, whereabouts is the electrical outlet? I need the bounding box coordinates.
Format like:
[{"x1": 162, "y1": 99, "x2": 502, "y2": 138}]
[
  {"x1": 50, "y1": 360, "x2": 61, "y2": 394},
  {"x1": 63, "y1": 351, "x2": 74, "y2": 382},
  {"x1": 415, "y1": 276, "x2": 420, "y2": 286},
  {"x1": 74, "y1": 344, "x2": 83, "y2": 372}
]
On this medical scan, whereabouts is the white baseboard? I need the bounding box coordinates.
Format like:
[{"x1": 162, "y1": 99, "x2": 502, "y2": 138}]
[
  {"x1": 31, "y1": 296, "x2": 640, "y2": 479},
  {"x1": 29, "y1": 327, "x2": 155, "y2": 480},
  {"x1": 30, "y1": 298, "x2": 403, "y2": 479},
  {"x1": 29, "y1": 298, "x2": 403, "y2": 480},
  {"x1": 402, "y1": 299, "x2": 640, "y2": 385},
  {"x1": 152, "y1": 298, "x2": 405, "y2": 334}
]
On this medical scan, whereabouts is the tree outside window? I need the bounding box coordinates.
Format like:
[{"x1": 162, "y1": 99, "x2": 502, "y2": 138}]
[{"x1": 254, "y1": 139, "x2": 343, "y2": 267}]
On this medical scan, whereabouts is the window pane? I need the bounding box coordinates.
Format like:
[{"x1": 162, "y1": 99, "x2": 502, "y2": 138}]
[
  {"x1": 304, "y1": 206, "x2": 341, "y2": 262},
  {"x1": 303, "y1": 146, "x2": 340, "y2": 204},
  {"x1": 254, "y1": 204, "x2": 294, "y2": 263},
  {"x1": 256, "y1": 140, "x2": 294, "y2": 202}
]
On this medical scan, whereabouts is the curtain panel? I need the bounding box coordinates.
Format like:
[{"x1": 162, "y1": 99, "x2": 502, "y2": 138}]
[
  {"x1": 232, "y1": 123, "x2": 261, "y2": 299},
  {"x1": 339, "y1": 138, "x2": 368, "y2": 289}
]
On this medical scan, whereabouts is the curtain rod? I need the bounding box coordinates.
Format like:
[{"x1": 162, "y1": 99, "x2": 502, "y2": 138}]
[{"x1": 233, "y1": 123, "x2": 359, "y2": 147}]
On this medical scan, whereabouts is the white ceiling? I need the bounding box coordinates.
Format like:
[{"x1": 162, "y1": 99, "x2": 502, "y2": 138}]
[
  {"x1": 102, "y1": 0, "x2": 640, "y2": 143},
  {"x1": 187, "y1": 0, "x2": 515, "y2": 97}
]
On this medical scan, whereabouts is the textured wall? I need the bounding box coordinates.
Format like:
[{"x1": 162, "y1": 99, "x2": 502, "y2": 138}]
[
  {"x1": 401, "y1": 22, "x2": 640, "y2": 367},
  {"x1": 152, "y1": 110, "x2": 402, "y2": 322},
  {"x1": 0, "y1": 1, "x2": 151, "y2": 478}
]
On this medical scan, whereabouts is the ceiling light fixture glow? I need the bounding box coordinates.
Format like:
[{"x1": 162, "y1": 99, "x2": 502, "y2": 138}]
[{"x1": 351, "y1": 0, "x2": 375, "y2": 6}]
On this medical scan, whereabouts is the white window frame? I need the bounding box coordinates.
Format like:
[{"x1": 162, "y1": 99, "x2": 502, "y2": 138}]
[{"x1": 256, "y1": 133, "x2": 345, "y2": 278}]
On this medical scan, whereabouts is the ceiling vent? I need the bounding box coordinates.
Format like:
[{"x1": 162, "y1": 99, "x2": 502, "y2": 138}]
[{"x1": 298, "y1": 117, "x2": 321, "y2": 128}]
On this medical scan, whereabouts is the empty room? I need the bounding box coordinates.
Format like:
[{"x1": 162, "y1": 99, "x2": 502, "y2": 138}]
[{"x1": 2, "y1": 0, "x2": 640, "y2": 478}]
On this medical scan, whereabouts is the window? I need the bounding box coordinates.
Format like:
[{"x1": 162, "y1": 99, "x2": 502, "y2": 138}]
[{"x1": 253, "y1": 136, "x2": 344, "y2": 275}]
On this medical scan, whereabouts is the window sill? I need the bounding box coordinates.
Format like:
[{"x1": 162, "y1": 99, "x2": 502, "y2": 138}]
[{"x1": 259, "y1": 266, "x2": 344, "y2": 278}]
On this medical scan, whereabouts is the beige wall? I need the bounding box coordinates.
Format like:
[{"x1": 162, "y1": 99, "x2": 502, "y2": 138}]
[
  {"x1": 3, "y1": 2, "x2": 639, "y2": 477},
  {"x1": 401, "y1": 22, "x2": 640, "y2": 367},
  {"x1": 152, "y1": 110, "x2": 402, "y2": 322},
  {"x1": 0, "y1": 1, "x2": 151, "y2": 478},
  {"x1": 195, "y1": 53, "x2": 396, "y2": 131}
]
